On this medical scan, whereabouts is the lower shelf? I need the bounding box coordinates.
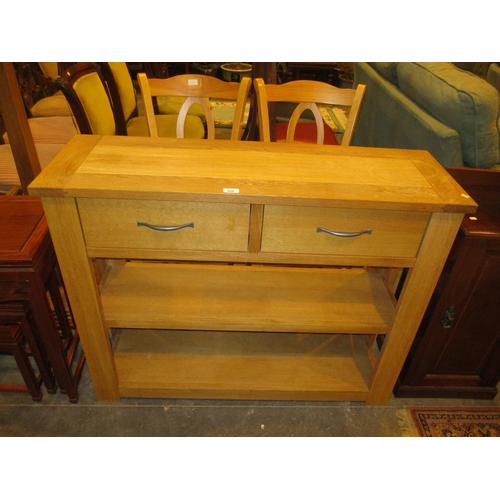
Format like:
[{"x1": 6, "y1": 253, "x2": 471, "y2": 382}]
[
  {"x1": 101, "y1": 262, "x2": 395, "y2": 334},
  {"x1": 113, "y1": 329, "x2": 376, "y2": 401}
]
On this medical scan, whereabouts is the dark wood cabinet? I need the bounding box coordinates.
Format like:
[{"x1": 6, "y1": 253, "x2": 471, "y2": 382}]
[{"x1": 395, "y1": 168, "x2": 500, "y2": 399}]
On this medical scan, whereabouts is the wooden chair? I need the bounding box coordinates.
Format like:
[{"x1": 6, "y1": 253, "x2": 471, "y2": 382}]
[
  {"x1": 137, "y1": 73, "x2": 252, "y2": 140},
  {"x1": 253, "y1": 77, "x2": 366, "y2": 146},
  {"x1": 95, "y1": 62, "x2": 205, "y2": 138}
]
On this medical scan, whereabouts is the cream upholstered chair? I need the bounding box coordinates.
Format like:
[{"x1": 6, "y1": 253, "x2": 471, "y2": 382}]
[
  {"x1": 253, "y1": 77, "x2": 366, "y2": 146},
  {"x1": 95, "y1": 62, "x2": 205, "y2": 138},
  {"x1": 1, "y1": 63, "x2": 76, "y2": 192},
  {"x1": 137, "y1": 72, "x2": 252, "y2": 140},
  {"x1": 29, "y1": 63, "x2": 72, "y2": 118},
  {"x1": 2, "y1": 62, "x2": 78, "y2": 146}
]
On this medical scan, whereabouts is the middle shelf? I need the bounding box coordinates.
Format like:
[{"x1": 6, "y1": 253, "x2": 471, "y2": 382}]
[{"x1": 99, "y1": 261, "x2": 395, "y2": 334}]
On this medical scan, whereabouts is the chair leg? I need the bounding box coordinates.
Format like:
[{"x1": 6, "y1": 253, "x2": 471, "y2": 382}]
[
  {"x1": 46, "y1": 265, "x2": 73, "y2": 347},
  {"x1": 21, "y1": 310, "x2": 57, "y2": 393},
  {"x1": 43, "y1": 264, "x2": 84, "y2": 403},
  {"x1": 0, "y1": 303, "x2": 57, "y2": 393},
  {"x1": 11, "y1": 343, "x2": 43, "y2": 401},
  {"x1": 0, "y1": 325, "x2": 43, "y2": 402},
  {"x1": 29, "y1": 279, "x2": 80, "y2": 402}
]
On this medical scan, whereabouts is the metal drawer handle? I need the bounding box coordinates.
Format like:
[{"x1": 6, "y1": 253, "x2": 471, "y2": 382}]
[
  {"x1": 317, "y1": 227, "x2": 372, "y2": 238},
  {"x1": 137, "y1": 221, "x2": 194, "y2": 231}
]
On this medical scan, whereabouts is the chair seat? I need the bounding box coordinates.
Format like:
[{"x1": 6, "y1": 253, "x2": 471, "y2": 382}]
[
  {"x1": 3, "y1": 116, "x2": 78, "y2": 144},
  {"x1": 0, "y1": 143, "x2": 66, "y2": 191},
  {"x1": 30, "y1": 93, "x2": 72, "y2": 117},
  {"x1": 126, "y1": 114, "x2": 205, "y2": 138},
  {"x1": 275, "y1": 122, "x2": 339, "y2": 145}
]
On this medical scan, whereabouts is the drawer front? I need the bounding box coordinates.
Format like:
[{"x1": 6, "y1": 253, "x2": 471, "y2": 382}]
[
  {"x1": 261, "y1": 205, "x2": 429, "y2": 258},
  {"x1": 78, "y1": 199, "x2": 250, "y2": 252}
]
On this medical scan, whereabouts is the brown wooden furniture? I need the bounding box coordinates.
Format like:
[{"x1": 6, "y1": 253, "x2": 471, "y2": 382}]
[
  {"x1": 395, "y1": 167, "x2": 500, "y2": 399},
  {"x1": 0, "y1": 293, "x2": 57, "y2": 396},
  {"x1": 137, "y1": 73, "x2": 251, "y2": 141},
  {"x1": 253, "y1": 78, "x2": 366, "y2": 145},
  {"x1": 0, "y1": 196, "x2": 85, "y2": 402},
  {"x1": 0, "y1": 297, "x2": 56, "y2": 401},
  {"x1": 28, "y1": 136, "x2": 476, "y2": 404},
  {"x1": 0, "y1": 324, "x2": 45, "y2": 400},
  {"x1": 282, "y1": 63, "x2": 340, "y2": 85}
]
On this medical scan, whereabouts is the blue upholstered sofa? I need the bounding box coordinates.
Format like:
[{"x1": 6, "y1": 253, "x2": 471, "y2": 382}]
[{"x1": 352, "y1": 62, "x2": 500, "y2": 169}]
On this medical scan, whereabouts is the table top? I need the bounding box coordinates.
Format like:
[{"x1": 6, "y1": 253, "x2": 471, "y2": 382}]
[
  {"x1": 0, "y1": 196, "x2": 47, "y2": 265},
  {"x1": 28, "y1": 135, "x2": 478, "y2": 214}
]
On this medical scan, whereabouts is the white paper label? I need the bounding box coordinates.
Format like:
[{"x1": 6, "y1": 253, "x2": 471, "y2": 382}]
[{"x1": 223, "y1": 188, "x2": 240, "y2": 194}]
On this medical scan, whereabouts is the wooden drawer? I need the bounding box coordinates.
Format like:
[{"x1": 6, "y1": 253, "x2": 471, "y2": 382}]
[
  {"x1": 78, "y1": 199, "x2": 250, "y2": 252},
  {"x1": 261, "y1": 205, "x2": 429, "y2": 258}
]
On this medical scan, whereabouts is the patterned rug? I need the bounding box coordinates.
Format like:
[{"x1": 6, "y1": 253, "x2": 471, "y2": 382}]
[
  {"x1": 210, "y1": 99, "x2": 347, "y2": 133},
  {"x1": 408, "y1": 407, "x2": 500, "y2": 437}
]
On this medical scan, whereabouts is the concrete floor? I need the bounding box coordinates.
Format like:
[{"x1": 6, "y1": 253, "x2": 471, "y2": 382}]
[{"x1": 1, "y1": 357, "x2": 499, "y2": 437}]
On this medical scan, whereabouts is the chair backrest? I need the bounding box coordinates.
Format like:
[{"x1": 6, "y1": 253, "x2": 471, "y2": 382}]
[
  {"x1": 95, "y1": 62, "x2": 138, "y2": 135},
  {"x1": 253, "y1": 77, "x2": 366, "y2": 146},
  {"x1": 137, "y1": 73, "x2": 252, "y2": 140},
  {"x1": 38, "y1": 62, "x2": 59, "y2": 81},
  {"x1": 56, "y1": 63, "x2": 116, "y2": 135}
]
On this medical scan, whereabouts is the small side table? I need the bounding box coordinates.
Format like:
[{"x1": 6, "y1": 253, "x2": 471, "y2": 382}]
[{"x1": 0, "y1": 196, "x2": 84, "y2": 402}]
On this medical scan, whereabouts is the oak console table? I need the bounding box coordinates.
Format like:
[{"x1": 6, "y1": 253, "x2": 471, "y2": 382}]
[{"x1": 28, "y1": 135, "x2": 477, "y2": 404}]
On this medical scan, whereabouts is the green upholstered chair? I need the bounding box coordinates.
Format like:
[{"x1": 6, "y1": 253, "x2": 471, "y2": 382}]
[
  {"x1": 137, "y1": 73, "x2": 252, "y2": 140},
  {"x1": 94, "y1": 62, "x2": 205, "y2": 138}
]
